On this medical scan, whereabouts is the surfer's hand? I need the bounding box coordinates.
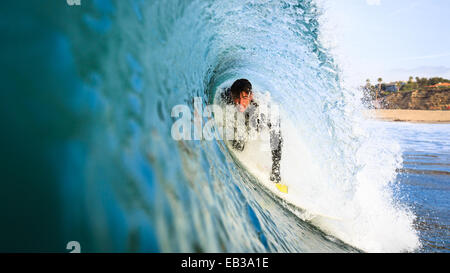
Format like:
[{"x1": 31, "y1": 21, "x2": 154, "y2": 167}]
[{"x1": 232, "y1": 140, "x2": 245, "y2": 151}]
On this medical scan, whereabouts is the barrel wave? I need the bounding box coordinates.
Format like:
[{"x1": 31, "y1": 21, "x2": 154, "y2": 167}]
[{"x1": 0, "y1": 0, "x2": 420, "y2": 252}]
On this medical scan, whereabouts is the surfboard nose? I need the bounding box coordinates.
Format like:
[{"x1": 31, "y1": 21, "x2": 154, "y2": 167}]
[{"x1": 275, "y1": 183, "x2": 288, "y2": 194}]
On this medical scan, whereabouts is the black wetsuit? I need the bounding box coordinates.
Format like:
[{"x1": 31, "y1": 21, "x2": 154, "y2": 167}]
[{"x1": 221, "y1": 89, "x2": 283, "y2": 182}]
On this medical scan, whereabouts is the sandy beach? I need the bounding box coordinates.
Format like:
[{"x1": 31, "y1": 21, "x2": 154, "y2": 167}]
[{"x1": 365, "y1": 109, "x2": 450, "y2": 123}]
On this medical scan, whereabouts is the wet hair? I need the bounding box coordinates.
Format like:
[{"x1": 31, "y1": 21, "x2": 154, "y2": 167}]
[{"x1": 230, "y1": 79, "x2": 252, "y2": 99}]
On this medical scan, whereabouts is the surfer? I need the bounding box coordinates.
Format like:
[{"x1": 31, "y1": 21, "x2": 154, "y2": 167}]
[{"x1": 221, "y1": 79, "x2": 283, "y2": 184}]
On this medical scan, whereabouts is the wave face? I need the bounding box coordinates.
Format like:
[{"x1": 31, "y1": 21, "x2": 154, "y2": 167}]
[{"x1": 0, "y1": 0, "x2": 419, "y2": 252}]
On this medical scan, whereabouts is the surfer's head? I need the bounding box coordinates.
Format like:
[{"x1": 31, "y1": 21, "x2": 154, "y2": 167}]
[{"x1": 230, "y1": 79, "x2": 253, "y2": 112}]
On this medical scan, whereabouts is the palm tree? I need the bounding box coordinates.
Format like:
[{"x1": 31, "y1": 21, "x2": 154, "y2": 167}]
[
  {"x1": 365, "y1": 79, "x2": 371, "y2": 91},
  {"x1": 416, "y1": 77, "x2": 421, "y2": 88},
  {"x1": 377, "y1": 77, "x2": 383, "y2": 102},
  {"x1": 364, "y1": 79, "x2": 373, "y2": 101}
]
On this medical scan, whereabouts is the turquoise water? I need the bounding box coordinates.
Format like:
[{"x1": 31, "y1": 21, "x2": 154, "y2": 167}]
[{"x1": 1, "y1": 0, "x2": 445, "y2": 253}]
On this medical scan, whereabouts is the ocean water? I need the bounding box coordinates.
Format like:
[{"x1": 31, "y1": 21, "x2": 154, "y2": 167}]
[
  {"x1": 0, "y1": 0, "x2": 446, "y2": 253},
  {"x1": 379, "y1": 122, "x2": 450, "y2": 253}
]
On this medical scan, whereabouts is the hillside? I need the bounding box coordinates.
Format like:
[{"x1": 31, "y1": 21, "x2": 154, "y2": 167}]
[{"x1": 380, "y1": 89, "x2": 450, "y2": 110}]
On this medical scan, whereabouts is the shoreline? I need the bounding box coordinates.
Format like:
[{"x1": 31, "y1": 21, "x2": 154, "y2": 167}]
[{"x1": 365, "y1": 109, "x2": 450, "y2": 123}]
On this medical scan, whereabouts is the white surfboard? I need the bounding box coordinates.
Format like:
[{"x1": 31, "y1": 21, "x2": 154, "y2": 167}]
[{"x1": 226, "y1": 139, "x2": 342, "y2": 222}]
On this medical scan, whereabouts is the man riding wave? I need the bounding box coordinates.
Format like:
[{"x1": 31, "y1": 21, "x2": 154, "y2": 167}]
[{"x1": 220, "y1": 79, "x2": 284, "y2": 186}]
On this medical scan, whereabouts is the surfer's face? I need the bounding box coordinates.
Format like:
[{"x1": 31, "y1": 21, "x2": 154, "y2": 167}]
[{"x1": 233, "y1": 91, "x2": 252, "y2": 112}]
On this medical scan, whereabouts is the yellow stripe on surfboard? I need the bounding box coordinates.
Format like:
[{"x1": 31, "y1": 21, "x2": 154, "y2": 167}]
[{"x1": 275, "y1": 183, "x2": 288, "y2": 194}]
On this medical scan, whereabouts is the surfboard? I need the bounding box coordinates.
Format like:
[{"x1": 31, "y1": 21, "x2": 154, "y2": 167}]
[{"x1": 227, "y1": 141, "x2": 342, "y2": 221}]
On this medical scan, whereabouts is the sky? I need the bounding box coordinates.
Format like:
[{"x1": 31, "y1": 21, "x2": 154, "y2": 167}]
[{"x1": 321, "y1": 0, "x2": 450, "y2": 87}]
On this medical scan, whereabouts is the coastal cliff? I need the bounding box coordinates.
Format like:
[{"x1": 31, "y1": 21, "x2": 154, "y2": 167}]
[{"x1": 380, "y1": 89, "x2": 450, "y2": 110}]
